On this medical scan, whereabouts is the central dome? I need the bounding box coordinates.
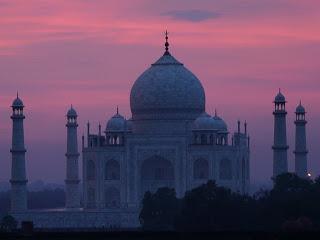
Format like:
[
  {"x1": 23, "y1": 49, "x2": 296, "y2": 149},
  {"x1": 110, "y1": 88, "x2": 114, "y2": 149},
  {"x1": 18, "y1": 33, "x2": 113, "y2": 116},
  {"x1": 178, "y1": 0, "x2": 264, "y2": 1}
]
[{"x1": 130, "y1": 52, "x2": 205, "y2": 120}]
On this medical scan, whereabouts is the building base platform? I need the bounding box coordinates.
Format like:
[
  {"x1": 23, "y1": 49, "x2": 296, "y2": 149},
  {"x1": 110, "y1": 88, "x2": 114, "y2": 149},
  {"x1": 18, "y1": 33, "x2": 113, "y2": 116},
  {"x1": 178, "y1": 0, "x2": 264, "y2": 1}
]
[{"x1": 12, "y1": 208, "x2": 140, "y2": 229}]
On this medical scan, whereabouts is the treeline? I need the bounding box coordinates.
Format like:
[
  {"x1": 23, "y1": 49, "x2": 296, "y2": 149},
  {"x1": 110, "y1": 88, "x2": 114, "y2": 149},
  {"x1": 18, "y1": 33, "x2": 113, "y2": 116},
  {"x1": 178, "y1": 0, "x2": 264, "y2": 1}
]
[
  {"x1": 139, "y1": 173, "x2": 320, "y2": 231},
  {"x1": 0, "y1": 189, "x2": 65, "y2": 216}
]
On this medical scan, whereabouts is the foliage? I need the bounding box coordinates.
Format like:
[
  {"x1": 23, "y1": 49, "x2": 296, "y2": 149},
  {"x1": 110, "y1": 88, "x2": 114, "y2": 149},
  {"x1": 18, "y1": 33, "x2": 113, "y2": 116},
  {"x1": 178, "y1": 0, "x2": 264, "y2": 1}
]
[
  {"x1": 257, "y1": 173, "x2": 320, "y2": 230},
  {"x1": 0, "y1": 215, "x2": 17, "y2": 232},
  {"x1": 175, "y1": 180, "x2": 256, "y2": 231},
  {"x1": 139, "y1": 188, "x2": 179, "y2": 231},
  {"x1": 140, "y1": 174, "x2": 320, "y2": 231}
]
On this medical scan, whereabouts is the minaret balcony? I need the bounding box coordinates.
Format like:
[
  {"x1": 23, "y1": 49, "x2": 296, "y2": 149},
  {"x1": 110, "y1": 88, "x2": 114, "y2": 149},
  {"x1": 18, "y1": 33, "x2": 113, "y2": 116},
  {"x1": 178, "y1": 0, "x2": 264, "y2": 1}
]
[
  {"x1": 293, "y1": 150, "x2": 308, "y2": 154},
  {"x1": 9, "y1": 179, "x2": 28, "y2": 184},
  {"x1": 10, "y1": 148, "x2": 26, "y2": 153},
  {"x1": 272, "y1": 145, "x2": 289, "y2": 150},
  {"x1": 65, "y1": 152, "x2": 80, "y2": 157}
]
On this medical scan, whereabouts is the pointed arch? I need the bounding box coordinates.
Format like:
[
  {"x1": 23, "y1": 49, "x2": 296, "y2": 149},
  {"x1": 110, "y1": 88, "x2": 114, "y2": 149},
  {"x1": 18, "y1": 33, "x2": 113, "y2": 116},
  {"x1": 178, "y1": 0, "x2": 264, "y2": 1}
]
[
  {"x1": 140, "y1": 155, "x2": 174, "y2": 196},
  {"x1": 193, "y1": 158, "x2": 209, "y2": 180},
  {"x1": 105, "y1": 159, "x2": 120, "y2": 180},
  {"x1": 241, "y1": 157, "x2": 246, "y2": 181},
  {"x1": 219, "y1": 158, "x2": 232, "y2": 180},
  {"x1": 87, "y1": 160, "x2": 95, "y2": 180}
]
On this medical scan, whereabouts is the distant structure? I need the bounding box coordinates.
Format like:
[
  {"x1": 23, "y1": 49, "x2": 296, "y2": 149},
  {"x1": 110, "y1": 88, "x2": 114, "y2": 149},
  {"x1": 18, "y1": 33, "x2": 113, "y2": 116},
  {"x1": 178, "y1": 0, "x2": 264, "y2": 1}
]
[
  {"x1": 10, "y1": 93, "x2": 28, "y2": 212},
  {"x1": 294, "y1": 101, "x2": 308, "y2": 178},
  {"x1": 272, "y1": 90, "x2": 289, "y2": 177},
  {"x1": 65, "y1": 106, "x2": 81, "y2": 208}
]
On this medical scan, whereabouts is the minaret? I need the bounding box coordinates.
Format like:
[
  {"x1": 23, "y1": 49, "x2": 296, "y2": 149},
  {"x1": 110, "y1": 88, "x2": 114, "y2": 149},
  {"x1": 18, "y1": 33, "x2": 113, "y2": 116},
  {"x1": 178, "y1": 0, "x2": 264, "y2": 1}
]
[
  {"x1": 294, "y1": 101, "x2": 308, "y2": 178},
  {"x1": 65, "y1": 105, "x2": 80, "y2": 208},
  {"x1": 272, "y1": 90, "x2": 289, "y2": 177},
  {"x1": 10, "y1": 93, "x2": 28, "y2": 212}
]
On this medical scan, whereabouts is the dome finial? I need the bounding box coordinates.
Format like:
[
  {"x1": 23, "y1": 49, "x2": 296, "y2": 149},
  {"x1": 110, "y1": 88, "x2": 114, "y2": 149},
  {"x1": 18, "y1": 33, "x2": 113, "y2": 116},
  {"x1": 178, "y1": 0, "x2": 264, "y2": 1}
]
[
  {"x1": 164, "y1": 30, "x2": 170, "y2": 55},
  {"x1": 215, "y1": 108, "x2": 217, "y2": 117},
  {"x1": 12, "y1": 91, "x2": 24, "y2": 108},
  {"x1": 116, "y1": 105, "x2": 119, "y2": 115},
  {"x1": 295, "y1": 100, "x2": 305, "y2": 114}
]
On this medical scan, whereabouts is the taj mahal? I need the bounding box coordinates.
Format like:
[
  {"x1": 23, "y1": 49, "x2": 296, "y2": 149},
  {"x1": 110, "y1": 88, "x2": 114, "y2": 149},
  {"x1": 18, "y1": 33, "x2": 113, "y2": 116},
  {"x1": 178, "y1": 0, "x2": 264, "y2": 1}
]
[{"x1": 7, "y1": 33, "x2": 308, "y2": 228}]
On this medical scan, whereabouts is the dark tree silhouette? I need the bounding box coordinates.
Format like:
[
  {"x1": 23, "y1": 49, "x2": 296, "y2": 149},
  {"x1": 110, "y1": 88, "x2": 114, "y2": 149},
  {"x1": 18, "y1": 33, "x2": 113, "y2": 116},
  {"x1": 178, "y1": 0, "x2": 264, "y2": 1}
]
[
  {"x1": 258, "y1": 173, "x2": 317, "y2": 230},
  {"x1": 140, "y1": 174, "x2": 320, "y2": 232},
  {"x1": 175, "y1": 180, "x2": 255, "y2": 231},
  {"x1": 1, "y1": 215, "x2": 17, "y2": 232},
  {"x1": 139, "y1": 187, "x2": 178, "y2": 231}
]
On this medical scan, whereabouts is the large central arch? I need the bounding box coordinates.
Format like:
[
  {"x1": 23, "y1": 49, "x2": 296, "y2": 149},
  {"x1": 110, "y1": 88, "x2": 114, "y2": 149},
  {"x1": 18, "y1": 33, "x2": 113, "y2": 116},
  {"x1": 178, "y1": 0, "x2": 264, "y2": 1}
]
[{"x1": 140, "y1": 155, "x2": 174, "y2": 198}]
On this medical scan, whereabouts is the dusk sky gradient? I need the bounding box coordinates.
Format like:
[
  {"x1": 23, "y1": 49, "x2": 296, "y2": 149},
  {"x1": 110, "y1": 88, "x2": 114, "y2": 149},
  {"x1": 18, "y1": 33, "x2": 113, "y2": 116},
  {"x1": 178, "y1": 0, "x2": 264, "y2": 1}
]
[{"x1": 0, "y1": 0, "x2": 320, "y2": 185}]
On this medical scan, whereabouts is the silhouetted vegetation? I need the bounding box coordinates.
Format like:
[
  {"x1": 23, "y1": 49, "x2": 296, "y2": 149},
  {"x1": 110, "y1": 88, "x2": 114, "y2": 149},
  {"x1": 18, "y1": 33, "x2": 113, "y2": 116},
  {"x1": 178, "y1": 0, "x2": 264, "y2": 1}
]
[
  {"x1": 139, "y1": 188, "x2": 179, "y2": 231},
  {"x1": 0, "y1": 215, "x2": 17, "y2": 232},
  {"x1": 140, "y1": 173, "x2": 320, "y2": 232},
  {"x1": 0, "y1": 189, "x2": 65, "y2": 216}
]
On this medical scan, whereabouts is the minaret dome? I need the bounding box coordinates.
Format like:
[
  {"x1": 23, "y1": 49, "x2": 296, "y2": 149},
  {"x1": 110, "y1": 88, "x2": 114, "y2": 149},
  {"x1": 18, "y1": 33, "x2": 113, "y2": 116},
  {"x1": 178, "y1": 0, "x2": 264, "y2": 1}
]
[
  {"x1": 67, "y1": 105, "x2": 77, "y2": 117},
  {"x1": 12, "y1": 93, "x2": 24, "y2": 116},
  {"x1": 67, "y1": 105, "x2": 78, "y2": 124},
  {"x1": 12, "y1": 97, "x2": 24, "y2": 108},
  {"x1": 273, "y1": 89, "x2": 286, "y2": 112}
]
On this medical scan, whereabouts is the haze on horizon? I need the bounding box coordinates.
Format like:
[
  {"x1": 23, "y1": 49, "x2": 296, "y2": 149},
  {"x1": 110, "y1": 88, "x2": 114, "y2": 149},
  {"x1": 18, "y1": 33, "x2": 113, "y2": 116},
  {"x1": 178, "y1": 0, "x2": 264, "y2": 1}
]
[{"x1": 0, "y1": 0, "x2": 319, "y2": 185}]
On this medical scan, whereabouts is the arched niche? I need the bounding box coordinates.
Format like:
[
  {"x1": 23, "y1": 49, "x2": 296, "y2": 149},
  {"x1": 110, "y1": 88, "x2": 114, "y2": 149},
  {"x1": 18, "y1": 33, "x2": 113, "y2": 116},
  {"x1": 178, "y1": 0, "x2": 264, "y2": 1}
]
[
  {"x1": 105, "y1": 159, "x2": 120, "y2": 180},
  {"x1": 140, "y1": 155, "x2": 174, "y2": 197},
  {"x1": 219, "y1": 158, "x2": 232, "y2": 180},
  {"x1": 87, "y1": 160, "x2": 95, "y2": 180},
  {"x1": 193, "y1": 158, "x2": 209, "y2": 180}
]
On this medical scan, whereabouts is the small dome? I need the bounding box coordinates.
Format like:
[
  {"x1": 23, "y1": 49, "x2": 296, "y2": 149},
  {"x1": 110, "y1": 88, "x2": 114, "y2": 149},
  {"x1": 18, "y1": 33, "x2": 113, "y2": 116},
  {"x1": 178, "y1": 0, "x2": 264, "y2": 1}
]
[
  {"x1": 193, "y1": 112, "x2": 216, "y2": 130},
  {"x1": 106, "y1": 112, "x2": 126, "y2": 132},
  {"x1": 12, "y1": 96, "x2": 24, "y2": 108},
  {"x1": 212, "y1": 114, "x2": 228, "y2": 132},
  {"x1": 296, "y1": 102, "x2": 305, "y2": 114},
  {"x1": 67, "y1": 106, "x2": 77, "y2": 117},
  {"x1": 274, "y1": 90, "x2": 286, "y2": 103}
]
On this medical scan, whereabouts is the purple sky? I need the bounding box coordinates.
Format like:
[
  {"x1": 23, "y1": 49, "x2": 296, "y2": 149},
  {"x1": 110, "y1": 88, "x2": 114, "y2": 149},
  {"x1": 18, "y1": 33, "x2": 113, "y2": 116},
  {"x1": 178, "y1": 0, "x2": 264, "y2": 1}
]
[{"x1": 0, "y1": 0, "x2": 320, "y2": 184}]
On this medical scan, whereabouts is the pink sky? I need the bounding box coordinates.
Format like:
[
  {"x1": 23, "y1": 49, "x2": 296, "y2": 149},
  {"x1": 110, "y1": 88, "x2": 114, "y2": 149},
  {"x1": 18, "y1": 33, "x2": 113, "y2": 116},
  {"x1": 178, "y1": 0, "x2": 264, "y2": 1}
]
[{"x1": 0, "y1": 0, "x2": 320, "y2": 184}]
